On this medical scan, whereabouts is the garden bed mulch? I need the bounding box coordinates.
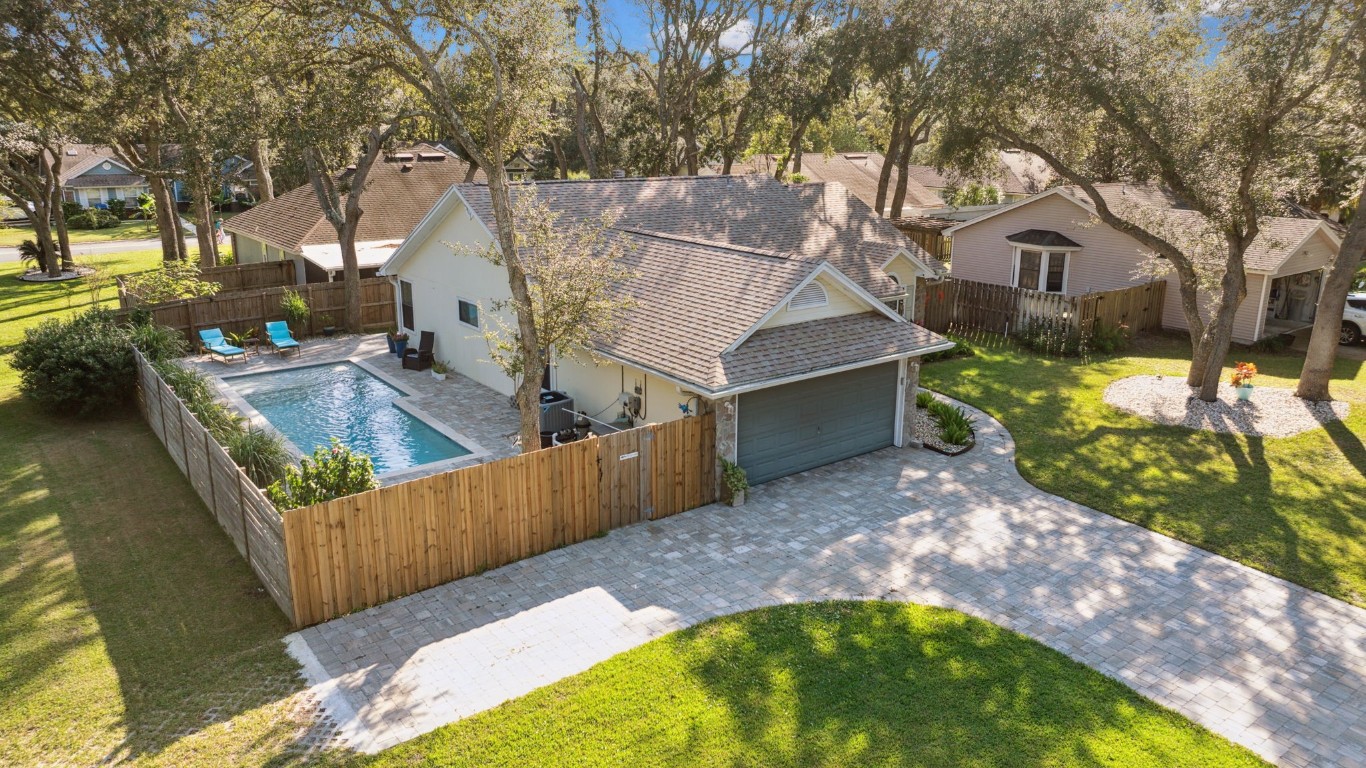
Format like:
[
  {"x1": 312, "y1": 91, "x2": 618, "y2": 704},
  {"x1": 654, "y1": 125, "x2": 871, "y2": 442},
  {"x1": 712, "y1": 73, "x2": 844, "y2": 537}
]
[
  {"x1": 1103, "y1": 375, "x2": 1349, "y2": 438},
  {"x1": 914, "y1": 405, "x2": 975, "y2": 455}
]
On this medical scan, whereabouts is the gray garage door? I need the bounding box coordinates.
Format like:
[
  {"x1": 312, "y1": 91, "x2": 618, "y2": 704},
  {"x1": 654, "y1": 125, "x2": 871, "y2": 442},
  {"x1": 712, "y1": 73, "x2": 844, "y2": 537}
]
[{"x1": 737, "y1": 362, "x2": 898, "y2": 485}]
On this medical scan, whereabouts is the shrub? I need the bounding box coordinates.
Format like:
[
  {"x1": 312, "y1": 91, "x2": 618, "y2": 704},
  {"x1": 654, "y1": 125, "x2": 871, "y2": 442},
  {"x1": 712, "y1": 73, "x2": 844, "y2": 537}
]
[
  {"x1": 106, "y1": 199, "x2": 127, "y2": 219},
  {"x1": 922, "y1": 334, "x2": 976, "y2": 363},
  {"x1": 135, "y1": 192, "x2": 156, "y2": 220},
  {"x1": 225, "y1": 427, "x2": 291, "y2": 488},
  {"x1": 68, "y1": 209, "x2": 121, "y2": 230},
  {"x1": 1089, "y1": 322, "x2": 1131, "y2": 354},
  {"x1": 915, "y1": 390, "x2": 935, "y2": 409},
  {"x1": 788, "y1": 172, "x2": 809, "y2": 183},
  {"x1": 17, "y1": 239, "x2": 45, "y2": 272},
  {"x1": 152, "y1": 359, "x2": 216, "y2": 404},
  {"x1": 60, "y1": 201, "x2": 83, "y2": 220},
  {"x1": 267, "y1": 439, "x2": 378, "y2": 510},
  {"x1": 131, "y1": 322, "x2": 188, "y2": 362},
  {"x1": 1015, "y1": 317, "x2": 1084, "y2": 357},
  {"x1": 121, "y1": 260, "x2": 220, "y2": 305},
  {"x1": 940, "y1": 421, "x2": 974, "y2": 446},
  {"x1": 280, "y1": 289, "x2": 311, "y2": 333},
  {"x1": 12, "y1": 309, "x2": 136, "y2": 416}
]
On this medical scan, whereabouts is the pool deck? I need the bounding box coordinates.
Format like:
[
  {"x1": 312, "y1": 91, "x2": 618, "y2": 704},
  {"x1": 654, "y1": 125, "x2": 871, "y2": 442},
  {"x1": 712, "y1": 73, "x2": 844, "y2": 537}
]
[{"x1": 188, "y1": 334, "x2": 523, "y2": 482}]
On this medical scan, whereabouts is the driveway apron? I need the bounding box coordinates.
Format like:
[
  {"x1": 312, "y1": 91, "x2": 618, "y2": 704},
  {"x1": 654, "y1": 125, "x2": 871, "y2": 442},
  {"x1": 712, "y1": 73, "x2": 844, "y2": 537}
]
[{"x1": 286, "y1": 401, "x2": 1366, "y2": 767}]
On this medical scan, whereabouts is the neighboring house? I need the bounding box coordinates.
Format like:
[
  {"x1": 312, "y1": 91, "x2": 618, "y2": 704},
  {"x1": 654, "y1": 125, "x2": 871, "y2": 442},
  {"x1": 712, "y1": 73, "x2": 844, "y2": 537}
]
[
  {"x1": 224, "y1": 145, "x2": 481, "y2": 283},
  {"x1": 379, "y1": 175, "x2": 950, "y2": 485},
  {"x1": 57, "y1": 145, "x2": 150, "y2": 208},
  {"x1": 944, "y1": 183, "x2": 1345, "y2": 344},
  {"x1": 726, "y1": 153, "x2": 944, "y2": 214}
]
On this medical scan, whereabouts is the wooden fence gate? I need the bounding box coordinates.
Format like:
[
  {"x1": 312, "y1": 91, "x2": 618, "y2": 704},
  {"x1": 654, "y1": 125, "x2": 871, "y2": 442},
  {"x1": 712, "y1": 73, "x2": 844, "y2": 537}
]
[{"x1": 282, "y1": 415, "x2": 717, "y2": 626}]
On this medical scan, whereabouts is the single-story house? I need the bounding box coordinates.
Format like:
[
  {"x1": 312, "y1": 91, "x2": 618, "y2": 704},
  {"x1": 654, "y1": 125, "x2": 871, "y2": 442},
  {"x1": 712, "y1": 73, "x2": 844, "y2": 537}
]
[
  {"x1": 944, "y1": 183, "x2": 1345, "y2": 344},
  {"x1": 224, "y1": 145, "x2": 481, "y2": 283},
  {"x1": 379, "y1": 175, "x2": 951, "y2": 485},
  {"x1": 57, "y1": 145, "x2": 150, "y2": 208}
]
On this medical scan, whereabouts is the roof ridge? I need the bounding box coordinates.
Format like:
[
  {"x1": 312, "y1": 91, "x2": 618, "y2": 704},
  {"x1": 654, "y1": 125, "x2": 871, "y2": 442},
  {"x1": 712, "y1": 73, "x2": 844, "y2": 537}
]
[
  {"x1": 613, "y1": 226, "x2": 796, "y2": 260},
  {"x1": 456, "y1": 174, "x2": 769, "y2": 188}
]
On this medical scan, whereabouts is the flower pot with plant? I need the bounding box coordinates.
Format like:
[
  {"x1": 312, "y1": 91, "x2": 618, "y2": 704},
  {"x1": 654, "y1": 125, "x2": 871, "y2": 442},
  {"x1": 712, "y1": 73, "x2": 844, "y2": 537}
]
[
  {"x1": 431, "y1": 360, "x2": 449, "y2": 382},
  {"x1": 320, "y1": 314, "x2": 336, "y2": 337},
  {"x1": 1231, "y1": 361, "x2": 1257, "y2": 401},
  {"x1": 392, "y1": 332, "x2": 409, "y2": 358},
  {"x1": 721, "y1": 458, "x2": 749, "y2": 507}
]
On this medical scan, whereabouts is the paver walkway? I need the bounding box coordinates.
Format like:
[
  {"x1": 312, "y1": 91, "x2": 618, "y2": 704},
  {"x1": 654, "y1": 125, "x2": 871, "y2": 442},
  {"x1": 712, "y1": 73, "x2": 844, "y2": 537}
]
[{"x1": 286, "y1": 402, "x2": 1366, "y2": 767}]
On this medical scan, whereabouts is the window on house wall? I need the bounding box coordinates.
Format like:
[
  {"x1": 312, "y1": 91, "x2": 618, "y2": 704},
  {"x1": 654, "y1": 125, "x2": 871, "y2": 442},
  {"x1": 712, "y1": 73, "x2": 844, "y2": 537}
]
[
  {"x1": 457, "y1": 298, "x2": 479, "y2": 328},
  {"x1": 400, "y1": 280, "x2": 415, "y2": 330},
  {"x1": 1013, "y1": 248, "x2": 1069, "y2": 294},
  {"x1": 885, "y1": 273, "x2": 906, "y2": 317}
]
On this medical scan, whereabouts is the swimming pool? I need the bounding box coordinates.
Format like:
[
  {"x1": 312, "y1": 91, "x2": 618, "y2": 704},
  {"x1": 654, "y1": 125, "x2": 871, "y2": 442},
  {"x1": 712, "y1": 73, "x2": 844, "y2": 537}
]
[{"x1": 225, "y1": 362, "x2": 471, "y2": 475}]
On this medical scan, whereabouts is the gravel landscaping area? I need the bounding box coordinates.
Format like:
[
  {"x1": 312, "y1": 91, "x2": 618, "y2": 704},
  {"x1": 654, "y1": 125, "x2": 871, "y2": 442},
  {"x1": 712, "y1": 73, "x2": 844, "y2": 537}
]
[
  {"x1": 913, "y1": 403, "x2": 975, "y2": 455},
  {"x1": 1104, "y1": 374, "x2": 1350, "y2": 437}
]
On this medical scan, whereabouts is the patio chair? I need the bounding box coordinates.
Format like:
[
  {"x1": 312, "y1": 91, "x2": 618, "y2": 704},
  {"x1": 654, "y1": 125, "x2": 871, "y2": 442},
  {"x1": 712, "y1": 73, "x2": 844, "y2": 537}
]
[
  {"x1": 402, "y1": 330, "x2": 435, "y2": 371},
  {"x1": 265, "y1": 321, "x2": 300, "y2": 355},
  {"x1": 198, "y1": 328, "x2": 246, "y2": 363}
]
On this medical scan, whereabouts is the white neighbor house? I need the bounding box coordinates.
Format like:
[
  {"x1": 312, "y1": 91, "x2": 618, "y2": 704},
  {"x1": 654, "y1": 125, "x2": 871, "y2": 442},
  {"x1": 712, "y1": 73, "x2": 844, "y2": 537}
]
[{"x1": 379, "y1": 175, "x2": 951, "y2": 485}]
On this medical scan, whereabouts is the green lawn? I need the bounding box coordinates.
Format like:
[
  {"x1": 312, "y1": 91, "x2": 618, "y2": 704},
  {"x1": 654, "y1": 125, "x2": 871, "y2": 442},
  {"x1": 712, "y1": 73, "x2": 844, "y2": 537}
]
[
  {"x1": 0, "y1": 249, "x2": 164, "y2": 352},
  {"x1": 0, "y1": 250, "x2": 313, "y2": 766},
  {"x1": 0, "y1": 220, "x2": 165, "y2": 247},
  {"x1": 323, "y1": 602, "x2": 1265, "y2": 768},
  {"x1": 921, "y1": 333, "x2": 1366, "y2": 607}
]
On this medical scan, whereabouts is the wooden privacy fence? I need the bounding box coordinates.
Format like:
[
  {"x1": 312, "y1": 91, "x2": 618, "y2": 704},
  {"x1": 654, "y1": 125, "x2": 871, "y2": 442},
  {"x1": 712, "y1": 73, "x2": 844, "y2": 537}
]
[
  {"x1": 282, "y1": 415, "x2": 717, "y2": 626},
  {"x1": 117, "y1": 277, "x2": 395, "y2": 344},
  {"x1": 917, "y1": 278, "x2": 1167, "y2": 340},
  {"x1": 133, "y1": 350, "x2": 294, "y2": 620},
  {"x1": 117, "y1": 260, "x2": 296, "y2": 307}
]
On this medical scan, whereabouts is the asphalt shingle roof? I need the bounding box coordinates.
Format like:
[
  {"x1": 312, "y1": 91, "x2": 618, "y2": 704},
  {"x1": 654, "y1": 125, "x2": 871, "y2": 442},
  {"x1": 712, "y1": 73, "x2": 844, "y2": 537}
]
[
  {"x1": 225, "y1": 148, "x2": 481, "y2": 254},
  {"x1": 1067, "y1": 183, "x2": 1332, "y2": 272},
  {"x1": 455, "y1": 174, "x2": 928, "y2": 300}
]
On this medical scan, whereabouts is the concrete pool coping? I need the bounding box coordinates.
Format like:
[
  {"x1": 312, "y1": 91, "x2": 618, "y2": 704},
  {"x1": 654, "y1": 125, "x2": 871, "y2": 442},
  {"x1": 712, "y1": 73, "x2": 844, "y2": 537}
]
[{"x1": 210, "y1": 354, "x2": 496, "y2": 485}]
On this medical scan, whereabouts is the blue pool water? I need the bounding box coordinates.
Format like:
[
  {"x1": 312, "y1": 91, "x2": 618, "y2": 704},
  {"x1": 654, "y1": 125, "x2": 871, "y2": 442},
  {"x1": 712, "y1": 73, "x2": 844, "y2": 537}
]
[{"x1": 227, "y1": 362, "x2": 470, "y2": 475}]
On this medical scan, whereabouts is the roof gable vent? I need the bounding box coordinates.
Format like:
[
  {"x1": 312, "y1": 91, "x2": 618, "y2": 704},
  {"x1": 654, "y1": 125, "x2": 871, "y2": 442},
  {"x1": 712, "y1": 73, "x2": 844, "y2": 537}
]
[{"x1": 788, "y1": 281, "x2": 829, "y2": 311}]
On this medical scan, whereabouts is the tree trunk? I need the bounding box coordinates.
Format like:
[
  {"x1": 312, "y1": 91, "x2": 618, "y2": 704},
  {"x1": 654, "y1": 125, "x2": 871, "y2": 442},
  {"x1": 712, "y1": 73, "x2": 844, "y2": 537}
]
[
  {"x1": 889, "y1": 118, "x2": 916, "y2": 218},
  {"x1": 1296, "y1": 178, "x2": 1366, "y2": 401},
  {"x1": 192, "y1": 184, "x2": 216, "y2": 268},
  {"x1": 49, "y1": 187, "x2": 74, "y2": 271},
  {"x1": 147, "y1": 175, "x2": 179, "y2": 262},
  {"x1": 571, "y1": 75, "x2": 600, "y2": 178},
  {"x1": 251, "y1": 139, "x2": 275, "y2": 202},
  {"x1": 168, "y1": 190, "x2": 189, "y2": 261},
  {"x1": 20, "y1": 207, "x2": 54, "y2": 274},
  {"x1": 875, "y1": 114, "x2": 906, "y2": 217},
  {"x1": 340, "y1": 218, "x2": 362, "y2": 332},
  {"x1": 1193, "y1": 265, "x2": 1248, "y2": 401}
]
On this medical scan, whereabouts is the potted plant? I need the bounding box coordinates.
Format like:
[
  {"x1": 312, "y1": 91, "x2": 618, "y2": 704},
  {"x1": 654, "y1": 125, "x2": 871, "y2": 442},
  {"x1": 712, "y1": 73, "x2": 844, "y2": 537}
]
[
  {"x1": 386, "y1": 329, "x2": 397, "y2": 353},
  {"x1": 431, "y1": 360, "x2": 449, "y2": 382},
  {"x1": 721, "y1": 458, "x2": 749, "y2": 507},
  {"x1": 226, "y1": 327, "x2": 259, "y2": 352},
  {"x1": 320, "y1": 314, "x2": 337, "y2": 337},
  {"x1": 1231, "y1": 361, "x2": 1257, "y2": 401},
  {"x1": 392, "y1": 331, "x2": 409, "y2": 358}
]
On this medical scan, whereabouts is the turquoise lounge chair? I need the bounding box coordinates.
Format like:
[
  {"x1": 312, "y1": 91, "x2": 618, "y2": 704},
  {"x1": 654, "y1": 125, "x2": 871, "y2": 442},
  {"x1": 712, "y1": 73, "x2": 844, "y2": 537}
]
[
  {"x1": 265, "y1": 321, "x2": 300, "y2": 355},
  {"x1": 198, "y1": 328, "x2": 246, "y2": 363}
]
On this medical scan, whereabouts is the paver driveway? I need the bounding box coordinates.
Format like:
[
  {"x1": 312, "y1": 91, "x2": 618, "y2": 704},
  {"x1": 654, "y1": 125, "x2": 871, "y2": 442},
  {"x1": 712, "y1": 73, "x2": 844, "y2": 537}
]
[{"x1": 287, "y1": 402, "x2": 1366, "y2": 767}]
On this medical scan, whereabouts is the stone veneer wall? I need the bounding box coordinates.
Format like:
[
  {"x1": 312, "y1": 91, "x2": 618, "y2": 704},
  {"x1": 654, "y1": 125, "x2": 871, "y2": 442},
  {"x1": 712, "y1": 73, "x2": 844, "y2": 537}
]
[
  {"x1": 901, "y1": 359, "x2": 922, "y2": 448},
  {"x1": 712, "y1": 395, "x2": 738, "y2": 496}
]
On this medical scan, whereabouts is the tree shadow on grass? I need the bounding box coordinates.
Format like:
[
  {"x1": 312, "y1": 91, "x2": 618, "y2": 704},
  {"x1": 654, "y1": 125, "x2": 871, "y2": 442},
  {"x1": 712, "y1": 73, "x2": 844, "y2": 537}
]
[
  {"x1": 678, "y1": 602, "x2": 1264, "y2": 767},
  {"x1": 0, "y1": 385, "x2": 313, "y2": 765}
]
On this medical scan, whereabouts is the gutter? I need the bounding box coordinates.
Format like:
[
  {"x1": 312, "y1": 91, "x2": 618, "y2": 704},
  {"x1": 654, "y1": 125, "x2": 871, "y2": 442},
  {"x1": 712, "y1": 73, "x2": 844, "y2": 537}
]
[{"x1": 592, "y1": 339, "x2": 958, "y2": 401}]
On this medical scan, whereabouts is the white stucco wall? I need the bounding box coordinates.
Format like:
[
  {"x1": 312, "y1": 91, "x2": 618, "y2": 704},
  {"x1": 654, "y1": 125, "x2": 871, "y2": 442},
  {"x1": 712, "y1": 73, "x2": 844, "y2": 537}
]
[
  {"x1": 553, "y1": 355, "x2": 695, "y2": 426},
  {"x1": 390, "y1": 199, "x2": 521, "y2": 397}
]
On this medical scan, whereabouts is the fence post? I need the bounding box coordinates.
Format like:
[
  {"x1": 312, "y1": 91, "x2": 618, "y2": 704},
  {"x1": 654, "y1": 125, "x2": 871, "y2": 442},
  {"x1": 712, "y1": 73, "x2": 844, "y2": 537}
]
[
  {"x1": 205, "y1": 429, "x2": 217, "y2": 516},
  {"x1": 239, "y1": 472, "x2": 252, "y2": 569}
]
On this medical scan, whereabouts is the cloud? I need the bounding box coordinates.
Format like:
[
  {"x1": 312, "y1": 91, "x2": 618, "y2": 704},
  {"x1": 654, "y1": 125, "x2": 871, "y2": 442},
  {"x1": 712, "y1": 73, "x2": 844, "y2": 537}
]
[{"x1": 718, "y1": 19, "x2": 754, "y2": 50}]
